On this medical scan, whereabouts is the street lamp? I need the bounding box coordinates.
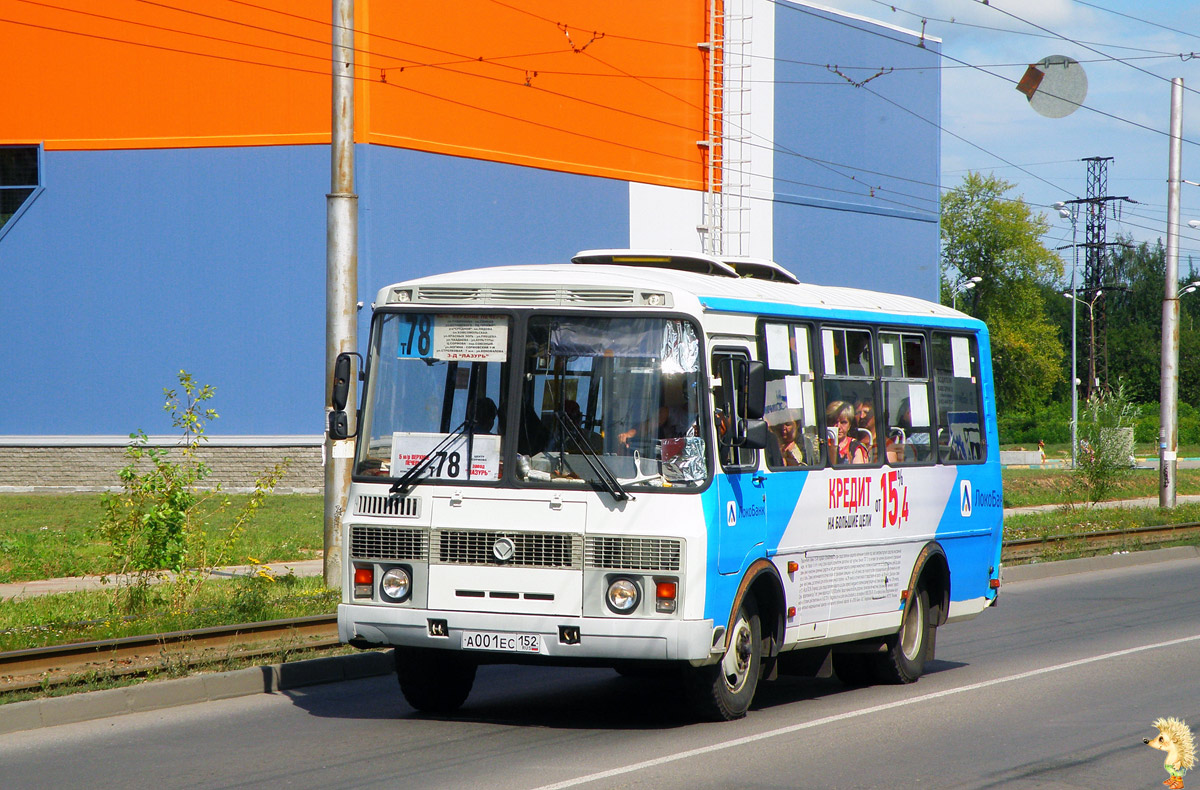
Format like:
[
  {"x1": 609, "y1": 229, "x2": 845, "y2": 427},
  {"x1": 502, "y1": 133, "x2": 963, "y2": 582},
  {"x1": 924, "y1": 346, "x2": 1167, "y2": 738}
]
[
  {"x1": 950, "y1": 276, "x2": 982, "y2": 310},
  {"x1": 1063, "y1": 289, "x2": 1105, "y2": 399},
  {"x1": 1055, "y1": 201, "x2": 1081, "y2": 468}
]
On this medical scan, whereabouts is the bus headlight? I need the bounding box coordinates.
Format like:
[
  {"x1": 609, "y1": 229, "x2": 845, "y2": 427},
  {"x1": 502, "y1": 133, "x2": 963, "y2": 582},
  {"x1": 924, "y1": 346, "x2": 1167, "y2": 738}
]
[
  {"x1": 606, "y1": 578, "x2": 639, "y2": 613},
  {"x1": 380, "y1": 567, "x2": 411, "y2": 602}
]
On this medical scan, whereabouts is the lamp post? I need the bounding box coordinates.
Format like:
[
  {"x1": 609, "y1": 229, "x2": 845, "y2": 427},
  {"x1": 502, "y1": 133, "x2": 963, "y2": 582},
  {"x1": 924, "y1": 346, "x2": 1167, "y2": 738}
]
[
  {"x1": 950, "y1": 276, "x2": 982, "y2": 310},
  {"x1": 1063, "y1": 289, "x2": 1105, "y2": 398},
  {"x1": 1055, "y1": 201, "x2": 1081, "y2": 468}
]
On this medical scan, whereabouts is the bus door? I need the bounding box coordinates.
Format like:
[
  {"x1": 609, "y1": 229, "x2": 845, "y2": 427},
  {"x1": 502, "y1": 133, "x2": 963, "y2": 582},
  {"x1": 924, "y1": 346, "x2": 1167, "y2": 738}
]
[{"x1": 713, "y1": 349, "x2": 767, "y2": 575}]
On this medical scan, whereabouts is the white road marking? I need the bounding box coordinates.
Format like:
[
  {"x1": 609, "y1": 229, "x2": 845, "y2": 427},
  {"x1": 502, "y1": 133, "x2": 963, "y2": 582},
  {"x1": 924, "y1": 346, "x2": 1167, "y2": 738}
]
[{"x1": 528, "y1": 631, "x2": 1200, "y2": 790}]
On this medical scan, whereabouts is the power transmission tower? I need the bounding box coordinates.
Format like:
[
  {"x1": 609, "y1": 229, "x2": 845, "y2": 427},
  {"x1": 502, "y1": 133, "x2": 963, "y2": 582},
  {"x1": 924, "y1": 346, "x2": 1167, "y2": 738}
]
[{"x1": 1075, "y1": 157, "x2": 1132, "y2": 398}]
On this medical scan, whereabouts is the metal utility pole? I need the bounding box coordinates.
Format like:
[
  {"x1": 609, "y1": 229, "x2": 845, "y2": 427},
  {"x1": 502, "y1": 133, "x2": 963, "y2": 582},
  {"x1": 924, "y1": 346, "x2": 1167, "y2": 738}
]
[
  {"x1": 324, "y1": 0, "x2": 358, "y2": 586},
  {"x1": 1161, "y1": 77, "x2": 1183, "y2": 509}
]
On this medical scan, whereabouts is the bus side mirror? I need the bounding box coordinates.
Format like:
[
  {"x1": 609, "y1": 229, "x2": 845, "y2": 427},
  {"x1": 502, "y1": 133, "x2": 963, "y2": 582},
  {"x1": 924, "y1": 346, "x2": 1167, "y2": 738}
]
[
  {"x1": 332, "y1": 352, "x2": 353, "y2": 411},
  {"x1": 715, "y1": 356, "x2": 769, "y2": 449},
  {"x1": 745, "y1": 360, "x2": 765, "y2": 420},
  {"x1": 741, "y1": 417, "x2": 769, "y2": 450},
  {"x1": 329, "y1": 351, "x2": 360, "y2": 441}
]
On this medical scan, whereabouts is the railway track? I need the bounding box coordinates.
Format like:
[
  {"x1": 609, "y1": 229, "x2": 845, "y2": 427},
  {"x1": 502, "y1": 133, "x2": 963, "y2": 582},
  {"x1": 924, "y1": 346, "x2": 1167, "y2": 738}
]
[
  {"x1": 1001, "y1": 521, "x2": 1200, "y2": 563},
  {"x1": 0, "y1": 614, "x2": 340, "y2": 693},
  {"x1": 3, "y1": 523, "x2": 1199, "y2": 693}
]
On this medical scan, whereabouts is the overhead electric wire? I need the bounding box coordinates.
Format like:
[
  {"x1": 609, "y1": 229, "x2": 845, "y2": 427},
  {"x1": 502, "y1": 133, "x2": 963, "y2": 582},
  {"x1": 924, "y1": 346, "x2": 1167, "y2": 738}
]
[
  {"x1": 977, "y1": 0, "x2": 1200, "y2": 99},
  {"x1": 12, "y1": 0, "x2": 1198, "y2": 246}
]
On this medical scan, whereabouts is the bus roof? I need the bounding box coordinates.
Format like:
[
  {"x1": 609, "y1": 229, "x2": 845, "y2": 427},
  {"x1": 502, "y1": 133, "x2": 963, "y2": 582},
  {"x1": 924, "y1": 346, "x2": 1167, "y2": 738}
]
[{"x1": 375, "y1": 251, "x2": 975, "y2": 325}]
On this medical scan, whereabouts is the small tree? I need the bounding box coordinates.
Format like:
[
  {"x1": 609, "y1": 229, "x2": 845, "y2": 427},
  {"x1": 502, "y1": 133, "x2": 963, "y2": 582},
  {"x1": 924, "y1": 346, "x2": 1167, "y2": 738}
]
[
  {"x1": 97, "y1": 371, "x2": 288, "y2": 612},
  {"x1": 1073, "y1": 381, "x2": 1137, "y2": 505}
]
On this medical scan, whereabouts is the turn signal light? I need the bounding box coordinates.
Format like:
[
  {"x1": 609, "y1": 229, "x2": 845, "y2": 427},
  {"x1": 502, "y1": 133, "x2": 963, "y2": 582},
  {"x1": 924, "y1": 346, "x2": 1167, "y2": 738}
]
[
  {"x1": 655, "y1": 580, "x2": 677, "y2": 614},
  {"x1": 786, "y1": 561, "x2": 799, "y2": 574},
  {"x1": 354, "y1": 566, "x2": 373, "y2": 599},
  {"x1": 990, "y1": 578, "x2": 1001, "y2": 589}
]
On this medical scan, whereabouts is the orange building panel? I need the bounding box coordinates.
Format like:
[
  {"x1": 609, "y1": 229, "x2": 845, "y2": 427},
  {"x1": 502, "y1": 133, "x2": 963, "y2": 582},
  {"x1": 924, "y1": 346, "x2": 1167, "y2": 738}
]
[
  {"x1": 4, "y1": 0, "x2": 705, "y2": 189},
  {"x1": 360, "y1": 1, "x2": 706, "y2": 188}
]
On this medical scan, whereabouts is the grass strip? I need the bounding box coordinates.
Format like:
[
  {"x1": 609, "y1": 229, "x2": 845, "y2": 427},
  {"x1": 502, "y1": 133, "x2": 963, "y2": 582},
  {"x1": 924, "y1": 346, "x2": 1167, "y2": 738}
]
[{"x1": 0, "y1": 493, "x2": 323, "y2": 584}]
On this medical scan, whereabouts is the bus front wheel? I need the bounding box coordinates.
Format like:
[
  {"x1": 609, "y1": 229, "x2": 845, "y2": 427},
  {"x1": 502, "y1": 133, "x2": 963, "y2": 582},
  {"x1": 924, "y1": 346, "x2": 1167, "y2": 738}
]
[
  {"x1": 684, "y1": 596, "x2": 762, "y2": 721},
  {"x1": 395, "y1": 647, "x2": 477, "y2": 713}
]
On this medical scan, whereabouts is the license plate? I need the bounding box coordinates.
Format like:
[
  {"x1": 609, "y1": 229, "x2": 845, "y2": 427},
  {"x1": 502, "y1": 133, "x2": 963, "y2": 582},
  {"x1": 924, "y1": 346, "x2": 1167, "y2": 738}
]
[{"x1": 461, "y1": 630, "x2": 542, "y2": 654}]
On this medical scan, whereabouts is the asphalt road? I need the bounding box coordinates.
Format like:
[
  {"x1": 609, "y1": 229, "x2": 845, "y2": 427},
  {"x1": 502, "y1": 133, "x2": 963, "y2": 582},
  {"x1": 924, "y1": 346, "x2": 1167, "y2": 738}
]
[{"x1": 3, "y1": 557, "x2": 1199, "y2": 790}]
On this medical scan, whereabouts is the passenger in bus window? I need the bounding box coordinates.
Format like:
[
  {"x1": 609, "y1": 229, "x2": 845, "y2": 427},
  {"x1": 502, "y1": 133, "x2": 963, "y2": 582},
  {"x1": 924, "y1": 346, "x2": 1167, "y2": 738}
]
[
  {"x1": 826, "y1": 400, "x2": 868, "y2": 465},
  {"x1": 854, "y1": 398, "x2": 876, "y2": 459},
  {"x1": 772, "y1": 419, "x2": 805, "y2": 466}
]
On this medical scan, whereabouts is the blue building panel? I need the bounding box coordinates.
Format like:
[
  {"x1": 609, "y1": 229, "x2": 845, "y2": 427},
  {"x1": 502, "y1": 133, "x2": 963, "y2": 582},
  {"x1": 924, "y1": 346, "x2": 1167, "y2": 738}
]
[
  {"x1": 0, "y1": 146, "x2": 631, "y2": 435},
  {"x1": 772, "y1": 3, "x2": 940, "y2": 299}
]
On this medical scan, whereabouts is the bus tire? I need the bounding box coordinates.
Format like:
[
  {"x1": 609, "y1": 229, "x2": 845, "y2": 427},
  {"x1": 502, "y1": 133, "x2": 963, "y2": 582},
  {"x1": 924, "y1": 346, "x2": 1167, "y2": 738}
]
[
  {"x1": 683, "y1": 596, "x2": 762, "y2": 721},
  {"x1": 395, "y1": 647, "x2": 477, "y2": 713},
  {"x1": 873, "y1": 586, "x2": 932, "y2": 684}
]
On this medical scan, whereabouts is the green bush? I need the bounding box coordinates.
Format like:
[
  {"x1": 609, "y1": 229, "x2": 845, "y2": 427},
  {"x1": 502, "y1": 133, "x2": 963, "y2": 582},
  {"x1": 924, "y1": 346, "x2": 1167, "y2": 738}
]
[{"x1": 1074, "y1": 383, "x2": 1138, "y2": 505}]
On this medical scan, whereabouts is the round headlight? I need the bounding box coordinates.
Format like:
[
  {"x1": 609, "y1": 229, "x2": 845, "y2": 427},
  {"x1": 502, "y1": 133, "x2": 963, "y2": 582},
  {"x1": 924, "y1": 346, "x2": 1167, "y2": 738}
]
[
  {"x1": 606, "y1": 578, "x2": 640, "y2": 613},
  {"x1": 380, "y1": 567, "x2": 411, "y2": 602}
]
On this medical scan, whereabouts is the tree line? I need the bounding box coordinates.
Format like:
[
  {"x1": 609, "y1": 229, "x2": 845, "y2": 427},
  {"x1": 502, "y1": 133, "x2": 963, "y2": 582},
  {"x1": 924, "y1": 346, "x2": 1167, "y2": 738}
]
[{"x1": 941, "y1": 173, "x2": 1200, "y2": 445}]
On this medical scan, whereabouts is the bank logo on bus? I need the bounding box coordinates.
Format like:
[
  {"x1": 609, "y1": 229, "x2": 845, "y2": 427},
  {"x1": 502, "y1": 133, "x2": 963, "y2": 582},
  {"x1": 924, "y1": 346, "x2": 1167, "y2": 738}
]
[
  {"x1": 960, "y1": 479, "x2": 973, "y2": 518},
  {"x1": 726, "y1": 500, "x2": 738, "y2": 527}
]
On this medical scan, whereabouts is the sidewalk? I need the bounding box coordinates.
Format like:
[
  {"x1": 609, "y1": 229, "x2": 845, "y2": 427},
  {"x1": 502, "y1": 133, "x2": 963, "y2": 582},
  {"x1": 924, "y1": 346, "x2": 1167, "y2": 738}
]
[
  {"x1": 0, "y1": 559, "x2": 325, "y2": 602},
  {"x1": 1004, "y1": 492, "x2": 1200, "y2": 519}
]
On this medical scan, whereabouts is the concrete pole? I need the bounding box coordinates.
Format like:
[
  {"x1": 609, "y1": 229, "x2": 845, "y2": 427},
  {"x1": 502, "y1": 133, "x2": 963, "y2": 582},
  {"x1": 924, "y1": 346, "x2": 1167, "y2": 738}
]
[
  {"x1": 1070, "y1": 222, "x2": 1078, "y2": 469},
  {"x1": 1161, "y1": 77, "x2": 1183, "y2": 508},
  {"x1": 324, "y1": 0, "x2": 358, "y2": 585}
]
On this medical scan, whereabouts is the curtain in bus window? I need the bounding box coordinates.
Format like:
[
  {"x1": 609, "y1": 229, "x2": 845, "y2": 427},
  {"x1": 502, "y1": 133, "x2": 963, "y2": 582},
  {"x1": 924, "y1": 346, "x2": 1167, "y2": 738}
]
[
  {"x1": 932, "y1": 333, "x2": 985, "y2": 463},
  {"x1": 661, "y1": 320, "x2": 700, "y2": 374},
  {"x1": 550, "y1": 318, "x2": 660, "y2": 358}
]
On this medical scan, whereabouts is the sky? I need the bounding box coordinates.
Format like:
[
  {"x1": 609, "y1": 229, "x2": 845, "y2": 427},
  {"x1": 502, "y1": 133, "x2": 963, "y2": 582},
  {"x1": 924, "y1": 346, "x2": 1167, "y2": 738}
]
[{"x1": 809, "y1": 0, "x2": 1200, "y2": 272}]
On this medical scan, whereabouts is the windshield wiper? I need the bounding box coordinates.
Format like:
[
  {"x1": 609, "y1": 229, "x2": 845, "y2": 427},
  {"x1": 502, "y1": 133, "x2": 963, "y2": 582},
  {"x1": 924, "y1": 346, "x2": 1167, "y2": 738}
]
[
  {"x1": 389, "y1": 418, "x2": 474, "y2": 496},
  {"x1": 553, "y1": 411, "x2": 630, "y2": 502}
]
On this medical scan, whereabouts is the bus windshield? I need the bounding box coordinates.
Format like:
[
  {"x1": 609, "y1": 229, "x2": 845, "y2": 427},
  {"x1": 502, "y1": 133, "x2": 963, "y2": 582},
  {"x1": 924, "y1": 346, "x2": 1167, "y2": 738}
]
[
  {"x1": 516, "y1": 315, "x2": 707, "y2": 489},
  {"x1": 354, "y1": 311, "x2": 708, "y2": 489}
]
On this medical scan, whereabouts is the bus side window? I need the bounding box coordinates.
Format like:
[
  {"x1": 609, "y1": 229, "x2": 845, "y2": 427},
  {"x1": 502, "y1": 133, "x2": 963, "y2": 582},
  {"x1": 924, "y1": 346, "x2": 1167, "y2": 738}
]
[
  {"x1": 712, "y1": 350, "x2": 758, "y2": 471},
  {"x1": 932, "y1": 332, "x2": 986, "y2": 463},
  {"x1": 821, "y1": 327, "x2": 878, "y2": 466},
  {"x1": 759, "y1": 322, "x2": 820, "y2": 469},
  {"x1": 881, "y1": 332, "x2": 933, "y2": 465}
]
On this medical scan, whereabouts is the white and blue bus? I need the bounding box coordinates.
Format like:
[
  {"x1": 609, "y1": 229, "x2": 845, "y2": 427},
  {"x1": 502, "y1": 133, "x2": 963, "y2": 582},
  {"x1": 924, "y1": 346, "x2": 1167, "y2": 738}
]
[{"x1": 331, "y1": 250, "x2": 1002, "y2": 721}]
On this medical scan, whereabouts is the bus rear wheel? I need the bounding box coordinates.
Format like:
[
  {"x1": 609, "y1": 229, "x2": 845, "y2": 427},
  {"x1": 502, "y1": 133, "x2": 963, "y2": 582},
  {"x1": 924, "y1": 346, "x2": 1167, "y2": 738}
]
[
  {"x1": 873, "y1": 586, "x2": 932, "y2": 684},
  {"x1": 395, "y1": 647, "x2": 477, "y2": 713},
  {"x1": 683, "y1": 596, "x2": 762, "y2": 721}
]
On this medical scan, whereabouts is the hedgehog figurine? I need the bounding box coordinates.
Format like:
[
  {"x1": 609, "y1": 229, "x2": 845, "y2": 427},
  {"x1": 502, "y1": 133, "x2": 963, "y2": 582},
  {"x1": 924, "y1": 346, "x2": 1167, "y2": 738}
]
[{"x1": 1146, "y1": 717, "x2": 1197, "y2": 789}]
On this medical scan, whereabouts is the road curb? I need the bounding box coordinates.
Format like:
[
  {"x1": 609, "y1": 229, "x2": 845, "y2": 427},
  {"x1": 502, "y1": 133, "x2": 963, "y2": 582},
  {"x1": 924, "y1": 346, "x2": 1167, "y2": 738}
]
[
  {"x1": 1002, "y1": 544, "x2": 1200, "y2": 583},
  {"x1": 0, "y1": 648, "x2": 393, "y2": 736}
]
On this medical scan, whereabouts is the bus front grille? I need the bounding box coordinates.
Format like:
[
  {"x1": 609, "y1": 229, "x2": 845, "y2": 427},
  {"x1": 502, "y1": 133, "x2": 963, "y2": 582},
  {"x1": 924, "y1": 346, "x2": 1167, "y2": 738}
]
[
  {"x1": 355, "y1": 494, "x2": 420, "y2": 518},
  {"x1": 585, "y1": 536, "x2": 682, "y2": 572},
  {"x1": 350, "y1": 526, "x2": 429, "y2": 561},
  {"x1": 433, "y1": 529, "x2": 582, "y2": 569}
]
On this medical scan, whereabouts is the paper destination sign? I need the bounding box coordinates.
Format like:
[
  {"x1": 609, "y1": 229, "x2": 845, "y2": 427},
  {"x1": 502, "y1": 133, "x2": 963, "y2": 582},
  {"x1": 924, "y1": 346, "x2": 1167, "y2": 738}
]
[
  {"x1": 435, "y1": 315, "x2": 507, "y2": 361},
  {"x1": 398, "y1": 314, "x2": 508, "y2": 362},
  {"x1": 390, "y1": 431, "x2": 501, "y2": 481}
]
